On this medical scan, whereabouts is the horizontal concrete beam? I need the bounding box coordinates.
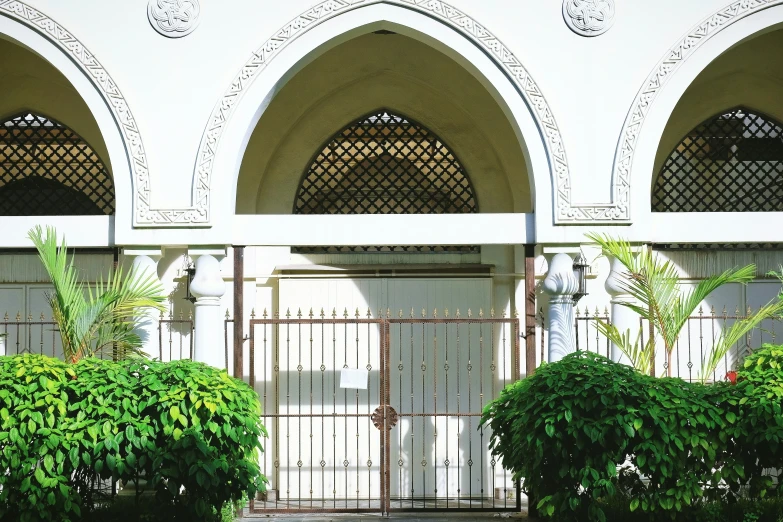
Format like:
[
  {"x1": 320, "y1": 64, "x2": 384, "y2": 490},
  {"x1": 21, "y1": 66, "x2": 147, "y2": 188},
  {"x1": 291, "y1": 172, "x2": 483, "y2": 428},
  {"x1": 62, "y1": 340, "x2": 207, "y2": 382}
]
[{"x1": 233, "y1": 213, "x2": 535, "y2": 246}]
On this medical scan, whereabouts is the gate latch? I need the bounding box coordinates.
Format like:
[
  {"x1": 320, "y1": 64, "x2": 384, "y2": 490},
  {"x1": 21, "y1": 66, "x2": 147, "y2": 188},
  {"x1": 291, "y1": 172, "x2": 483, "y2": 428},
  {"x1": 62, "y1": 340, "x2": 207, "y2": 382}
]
[{"x1": 371, "y1": 405, "x2": 398, "y2": 430}]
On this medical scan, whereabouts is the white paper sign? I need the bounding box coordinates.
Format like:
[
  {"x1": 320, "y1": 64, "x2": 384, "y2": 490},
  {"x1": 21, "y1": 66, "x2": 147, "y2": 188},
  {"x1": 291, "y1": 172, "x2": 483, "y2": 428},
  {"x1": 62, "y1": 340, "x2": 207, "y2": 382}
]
[{"x1": 340, "y1": 368, "x2": 369, "y2": 390}]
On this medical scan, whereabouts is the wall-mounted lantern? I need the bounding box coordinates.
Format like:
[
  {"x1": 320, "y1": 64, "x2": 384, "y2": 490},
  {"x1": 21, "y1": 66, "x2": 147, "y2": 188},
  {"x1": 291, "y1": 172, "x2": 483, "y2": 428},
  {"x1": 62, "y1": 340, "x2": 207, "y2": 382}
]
[
  {"x1": 572, "y1": 252, "x2": 590, "y2": 305},
  {"x1": 183, "y1": 264, "x2": 197, "y2": 303}
]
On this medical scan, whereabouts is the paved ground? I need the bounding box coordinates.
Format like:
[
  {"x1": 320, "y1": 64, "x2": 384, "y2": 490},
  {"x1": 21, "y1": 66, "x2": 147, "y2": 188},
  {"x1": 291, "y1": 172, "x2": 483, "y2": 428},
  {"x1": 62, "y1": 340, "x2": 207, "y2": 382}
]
[{"x1": 239, "y1": 511, "x2": 529, "y2": 521}]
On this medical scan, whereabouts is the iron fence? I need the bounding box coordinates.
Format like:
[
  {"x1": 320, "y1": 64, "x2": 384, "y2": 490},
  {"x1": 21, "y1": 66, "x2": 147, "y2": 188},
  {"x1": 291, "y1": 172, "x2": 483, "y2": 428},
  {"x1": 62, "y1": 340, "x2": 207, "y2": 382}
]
[
  {"x1": 0, "y1": 311, "x2": 193, "y2": 362},
  {"x1": 574, "y1": 305, "x2": 783, "y2": 382}
]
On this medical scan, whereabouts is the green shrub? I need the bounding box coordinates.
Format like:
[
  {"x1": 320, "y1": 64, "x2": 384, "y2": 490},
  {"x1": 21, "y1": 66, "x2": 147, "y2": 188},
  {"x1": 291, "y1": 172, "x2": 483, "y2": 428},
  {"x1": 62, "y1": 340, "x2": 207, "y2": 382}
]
[
  {"x1": 0, "y1": 354, "x2": 267, "y2": 522},
  {"x1": 481, "y1": 351, "x2": 745, "y2": 522},
  {"x1": 734, "y1": 343, "x2": 783, "y2": 494}
]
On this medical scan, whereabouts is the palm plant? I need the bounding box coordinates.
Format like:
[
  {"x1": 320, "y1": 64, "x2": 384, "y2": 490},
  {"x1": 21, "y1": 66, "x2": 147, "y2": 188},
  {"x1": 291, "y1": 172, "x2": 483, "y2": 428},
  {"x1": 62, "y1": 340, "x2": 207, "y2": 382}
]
[
  {"x1": 28, "y1": 225, "x2": 166, "y2": 362},
  {"x1": 587, "y1": 233, "x2": 783, "y2": 381}
]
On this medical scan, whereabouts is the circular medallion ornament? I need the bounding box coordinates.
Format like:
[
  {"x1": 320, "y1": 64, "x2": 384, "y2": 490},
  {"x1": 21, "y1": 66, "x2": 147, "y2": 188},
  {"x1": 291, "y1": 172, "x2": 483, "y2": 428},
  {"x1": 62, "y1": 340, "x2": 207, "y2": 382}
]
[
  {"x1": 147, "y1": 0, "x2": 201, "y2": 38},
  {"x1": 562, "y1": 0, "x2": 615, "y2": 37}
]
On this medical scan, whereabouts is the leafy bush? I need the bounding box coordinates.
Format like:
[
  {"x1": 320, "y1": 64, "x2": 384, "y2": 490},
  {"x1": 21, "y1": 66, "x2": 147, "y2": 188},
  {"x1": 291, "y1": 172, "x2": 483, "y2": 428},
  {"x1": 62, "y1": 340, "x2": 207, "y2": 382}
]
[
  {"x1": 481, "y1": 351, "x2": 748, "y2": 521},
  {"x1": 734, "y1": 343, "x2": 783, "y2": 494},
  {"x1": 0, "y1": 354, "x2": 267, "y2": 522}
]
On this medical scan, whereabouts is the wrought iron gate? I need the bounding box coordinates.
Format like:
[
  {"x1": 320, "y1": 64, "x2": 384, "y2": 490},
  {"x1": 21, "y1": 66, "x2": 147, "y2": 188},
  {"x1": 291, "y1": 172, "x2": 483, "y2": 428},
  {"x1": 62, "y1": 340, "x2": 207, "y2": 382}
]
[{"x1": 242, "y1": 310, "x2": 521, "y2": 514}]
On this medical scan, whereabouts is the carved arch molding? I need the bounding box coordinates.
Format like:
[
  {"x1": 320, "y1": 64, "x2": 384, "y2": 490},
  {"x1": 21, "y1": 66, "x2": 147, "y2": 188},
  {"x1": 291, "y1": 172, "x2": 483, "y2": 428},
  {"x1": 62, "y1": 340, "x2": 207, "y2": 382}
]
[{"x1": 2, "y1": 0, "x2": 782, "y2": 227}]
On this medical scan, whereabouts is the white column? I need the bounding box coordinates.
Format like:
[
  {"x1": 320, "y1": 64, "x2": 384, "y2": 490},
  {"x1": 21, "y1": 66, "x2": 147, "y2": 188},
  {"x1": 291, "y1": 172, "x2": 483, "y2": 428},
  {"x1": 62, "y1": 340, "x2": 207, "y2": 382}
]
[
  {"x1": 605, "y1": 254, "x2": 636, "y2": 365},
  {"x1": 543, "y1": 252, "x2": 578, "y2": 362},
  {"x1": 189, "y1": 252, "x2": 226, "y2": 369},
  {"x1": 127, "y1": 250, "x2": 163, "y2": 357}
]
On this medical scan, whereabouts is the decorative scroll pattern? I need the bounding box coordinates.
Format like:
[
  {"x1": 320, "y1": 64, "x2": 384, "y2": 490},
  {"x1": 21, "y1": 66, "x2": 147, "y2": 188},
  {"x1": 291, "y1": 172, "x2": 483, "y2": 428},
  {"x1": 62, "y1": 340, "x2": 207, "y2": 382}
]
[
  {"x1": 562, "y1": 0, "x2": 615, "y2": 37},
  {"x1": 613, "y1": 0, "x2": 783, "y2": 222},
  {"x1": 147, "y1": 0, "x2": 200, "y2": 38},
  {"x1": 195, "y1": 0, "x2": 583, "y2": 224}
]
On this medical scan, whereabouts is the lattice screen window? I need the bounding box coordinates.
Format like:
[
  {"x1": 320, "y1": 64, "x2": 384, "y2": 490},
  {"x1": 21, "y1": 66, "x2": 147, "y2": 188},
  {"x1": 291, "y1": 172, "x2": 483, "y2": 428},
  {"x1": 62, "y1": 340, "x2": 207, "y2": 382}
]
[
  {"x1": 653, "y1": 107, "x2": 783, "y2": 212},
  {"x1": 0, "y1": 112, "x2": 114, "y2": 215},
  {"x1": 293, "y1": 110, "x2": 478, "y2": 253}
]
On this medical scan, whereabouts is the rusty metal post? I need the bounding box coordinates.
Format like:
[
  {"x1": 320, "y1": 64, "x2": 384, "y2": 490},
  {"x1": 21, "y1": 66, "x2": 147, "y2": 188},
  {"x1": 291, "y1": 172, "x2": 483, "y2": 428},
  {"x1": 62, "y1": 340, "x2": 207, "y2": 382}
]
[
  {"x1": 524, "y1": 244, "x2": 537, "y2": 376},
  {"x1": 233, "y1": 246, "x2": 244, "y2": 379}
]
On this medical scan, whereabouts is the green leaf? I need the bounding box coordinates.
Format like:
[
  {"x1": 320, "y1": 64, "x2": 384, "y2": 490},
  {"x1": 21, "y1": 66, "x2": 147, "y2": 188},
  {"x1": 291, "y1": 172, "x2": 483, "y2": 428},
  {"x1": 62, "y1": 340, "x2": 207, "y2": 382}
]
[
  {"x1": 170, "y1": 405, "x2": 181, "y2": 421},
  {"x1": 630, "y1": 498, "x2": 639, "y2": 512},
  {"x1": 35, "y1": 467, "x2": 46, "y2": 485},
  {"x1": 545, "y1": 423, "x2": 555, "y2": 438}
]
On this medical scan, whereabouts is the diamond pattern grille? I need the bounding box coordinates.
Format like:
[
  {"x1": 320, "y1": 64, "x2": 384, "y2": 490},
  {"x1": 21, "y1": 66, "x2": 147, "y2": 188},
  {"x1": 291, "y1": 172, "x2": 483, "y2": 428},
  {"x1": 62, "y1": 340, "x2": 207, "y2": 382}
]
[
  {"x1": 293, "y1": 110, "x2": 478, "y2": 254},
  {"x1": 653, "y1": 107, "x2": 783, "y2": 212},
  {"x1": 0, "y1": 112, "x2": 114, "y2": 215}
]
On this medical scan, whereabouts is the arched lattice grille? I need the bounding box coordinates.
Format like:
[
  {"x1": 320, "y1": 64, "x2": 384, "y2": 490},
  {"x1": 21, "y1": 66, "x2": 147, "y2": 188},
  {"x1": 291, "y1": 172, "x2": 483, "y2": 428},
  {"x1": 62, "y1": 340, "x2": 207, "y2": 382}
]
[
  {"x1": 293, "y1": 110, "x2": 478, "y2": 253},
  {"x1": 653, "y1": 107, "x2": 783, "y2": 212},
  {"x1": 0, "y1": 112, "x2": 114, "y2": 215}
]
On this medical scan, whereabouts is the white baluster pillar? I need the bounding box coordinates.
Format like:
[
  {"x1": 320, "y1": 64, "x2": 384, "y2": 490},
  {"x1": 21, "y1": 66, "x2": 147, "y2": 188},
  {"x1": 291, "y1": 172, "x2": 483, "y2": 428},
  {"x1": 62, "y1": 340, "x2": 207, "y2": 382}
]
[
  {"x1": 189, "y1": 249, "x2": 226, "y2": 369},
  {"x1": 126, "y1": 249, "x2": 163, "y2": 356},
  {"x1": 543, "y1": 252, "x2": 578, "y2": 362},
  {"x1": 605, "y1": 254, "x2": 638, "y2": 365}
]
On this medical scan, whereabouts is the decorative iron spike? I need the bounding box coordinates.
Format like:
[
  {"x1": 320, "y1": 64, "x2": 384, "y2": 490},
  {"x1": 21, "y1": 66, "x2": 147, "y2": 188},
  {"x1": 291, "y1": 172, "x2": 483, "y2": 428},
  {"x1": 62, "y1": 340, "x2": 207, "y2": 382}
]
[
  {"x1": 27, "y1": 313, "x2": 32, "y2": 322},
  {"x1": 747, "y1": 305, "x2": 752, "y2": 316},
  {"x1": 399, "y1": 309, "x2": 403, "y2": 318},
  {"x1": 177, "y1": 309, "x2": 182, "y2": 320},
  {"x1": 386, "y1": 308, "x2": 390, "y2": 319},
  {"x1": 262, "y1": 308, "x2": 267, "y2": 319},
  {"x1": 734, "y1": 305, "x2": 740, "y2": 315},
  {"x1": 160, "y1": 310, "x2": 165, "y2": 319},
  {"x1": 501, "y1": 309, "x2": 506, "y2": 318},
  {"x1": 410, "y1": 308, "x2": 415, "y2": 318},
  {"x1": 188, "y1": 310, "x2": 193, "y2": 320},
  {"x1": 479, "y1": 309, "x2": 484, "y2": 318},
  {"x1": 421, "y1": 308, "x2": 426, "y2": 318},
  {"x1": 297, "y1": 308, "x2": 302, "y2": 319},
  {"x1": 3, "y1": 312, "x2": 8, "y2": 321},
  {"x1": 456, "y1": 309, "x2": 461, "y2": 318},
  {"x1": 274, "y1": 309, "x2": 280, "y2": 319},
  {"x1": 16, "y1": 312, "x2": 21, "y2": 321},
  {"x1": 433, "y1": 308, "x2": 438, "y2": 318},
  {"x1": 603, "y1": 306, "x2": 609, "y2": 316},
  {"x1": 468, "y1": 308, "x2": 472, "y2": 318},
  {"x1": 594, "y1": 306, "x2": 600, "y2": 316},
  {"x1": 343, "y1": 308, "x2": 349, "y2": 318},
  {"x1": 355, "y1": 308, "x2": 360, "y2": 319},
  {"x1": 40, "y1": 313, "x2": 45, "y2": 321},
  {"x1": 710, "y1": 305, "x2": 716, "y2": 315},
  {"x1": 309, "y1": 308, "x2": 314, "y2": 319},
  {"x1": 514, "y1": 309, "x2": 519, "y2": 318},
  {"x1": 367, "y1": 307, "x2": 372, "y2": 319},
  {"x1": 286, "y1": 308, "x2": 291, "y2": 319},
  {"x1": 490, "y1": 308, "x2": 495, "y2": 318},
  {"x1": 225, "y1": 309, "x2": 230, "y2": 319},
  {"x1": 698, "y1": 305, "x2": 703, "y2": 315},
  {"x1": 320, "y1": 308, "x2": 325, "y2": 319},
  {"x1": 332, "y1": 308, "x2": 337, "y2": 319}
]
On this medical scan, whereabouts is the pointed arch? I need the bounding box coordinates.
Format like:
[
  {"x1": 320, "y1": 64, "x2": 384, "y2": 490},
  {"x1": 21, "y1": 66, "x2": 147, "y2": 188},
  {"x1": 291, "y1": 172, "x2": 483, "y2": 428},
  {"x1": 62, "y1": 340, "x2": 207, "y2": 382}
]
[
  {"x1": 0, "y1": 111, "x2": 114, "y2": 215},
  {"x1": 199, "y1": 0, "x2": 571, "y2": 232},
  {"x1": 612, "y1": 0, "x2": 783, "y2": 221},
  {"x1": 652, "y1": 107, "x2": 783, "y2": 212}
]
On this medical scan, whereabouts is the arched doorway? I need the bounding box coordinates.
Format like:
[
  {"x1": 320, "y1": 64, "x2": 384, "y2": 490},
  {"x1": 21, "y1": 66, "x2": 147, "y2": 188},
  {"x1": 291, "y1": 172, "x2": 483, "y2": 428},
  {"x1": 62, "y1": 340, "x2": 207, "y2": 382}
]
[{"x1": 232, "y1": 29, "x2": 529, "y2": 514}]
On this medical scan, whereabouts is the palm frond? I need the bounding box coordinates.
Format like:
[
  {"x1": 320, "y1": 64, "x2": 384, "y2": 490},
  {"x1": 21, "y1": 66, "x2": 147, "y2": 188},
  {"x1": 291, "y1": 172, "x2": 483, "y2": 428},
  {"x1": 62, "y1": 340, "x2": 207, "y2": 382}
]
[{"x1": 28, "y1": 226, "x2": 166, "y2": 362}]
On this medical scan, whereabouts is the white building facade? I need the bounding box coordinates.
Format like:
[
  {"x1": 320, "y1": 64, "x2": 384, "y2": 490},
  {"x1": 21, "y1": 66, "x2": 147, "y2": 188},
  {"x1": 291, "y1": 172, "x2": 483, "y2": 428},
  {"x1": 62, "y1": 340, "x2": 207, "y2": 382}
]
[{"x1": 1, "y1": 0, "x2": 782, "y2": 513}]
